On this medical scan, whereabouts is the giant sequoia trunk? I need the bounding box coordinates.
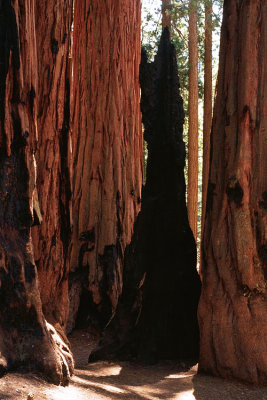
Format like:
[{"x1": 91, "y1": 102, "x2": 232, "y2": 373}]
[
  {"x1": 69, "y1": 0, "x2": 143, "y2": 332},
  {"x1": 162, "y1": 0, "x2": 171, "y2": 32},
  {"x1": 31, "y1": 0, "x2": 73, "y2": 332},
  {"x1": 199, "y1": 1, "x2": 267, "y2": 385},
  {"x1": 201, "y1": 0, "x2": 212, "y2": 271},
  {"x1": 90, "y1": 29, "x2": 201, "y2": 363},
  {"x1": 187, "y1": 0, "x2": 199, "y2": 241},
  {"x1": 0, "y1": 0, "x2": 73, "y2": 384}
]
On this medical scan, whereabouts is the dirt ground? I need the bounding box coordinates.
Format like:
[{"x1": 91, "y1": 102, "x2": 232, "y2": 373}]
[{"x1": 0, "y1": 329, "x2": 267, "y2": 400}]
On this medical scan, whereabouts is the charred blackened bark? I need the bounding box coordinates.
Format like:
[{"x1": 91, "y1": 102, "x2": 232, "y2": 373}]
[
  {"x1": 199, "y1": 0, "x2": 267, "y2": 385},
  {"x1": 90, "y1": 29, "x2": 201, "y2": 362},
  {"x1": 0, "y1": 0, "x2": 19, "y2": 146},
  {"x1": 0, "y1": 0, "x2": 73, "y2": 384},
  {"x1": 69, "y1": 0, "x2": 143, "y2": 332},
  {"x1": 31, "y1": 0, "x2": 73, "y2": 332}
]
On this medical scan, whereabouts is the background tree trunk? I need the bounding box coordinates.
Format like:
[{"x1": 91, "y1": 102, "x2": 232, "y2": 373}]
[
  {"x1": 199, "y1": 0, "x2": 267, "y2": 385},
  {"x1": 0, "y1": 0, "x2": 73, "y2": 384},
  {"x1": 162, "y1": 0, "x2": 171, "y2": 32},
  {"x1": 200, "y1": 0, "x2": 212, "y2": 275},
  {"x1": 31, "y1": 0, "x2": 73, "y2": 332},
  {"x1": 187, "y1": 0, "x2": 199, "y2": 241},
  {"x1": 69, "y1": 0, "x2": 143, "y2": 332}
]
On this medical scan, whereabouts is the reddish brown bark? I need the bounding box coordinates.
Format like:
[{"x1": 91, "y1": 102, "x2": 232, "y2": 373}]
[
  {"x1": 0, "y1": 0, "x2": 73, "y2": 384},
  {"x1": 69, "y1": 0, "x2": 143, "y2": 331},
  {"x1": 31, "y1": 0, "x2": 73, "y2": 331},
  {"x1": 199, "y1": 1, "x2": 267, "y2": 384},
  {"x1": 188, "y1": 0, "x2": 199, "y2": 241},
  {"x1": 200, "y1": 0, "x2": 212, "y2": 275},
  {"x1": 162, "y1": 0, "x2": 171, "y2": 32}
]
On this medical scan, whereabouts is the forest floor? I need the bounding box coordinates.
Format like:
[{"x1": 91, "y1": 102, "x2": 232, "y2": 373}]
[{"x1": 0, "y1": 329, "x2": 267, "y2": 400}]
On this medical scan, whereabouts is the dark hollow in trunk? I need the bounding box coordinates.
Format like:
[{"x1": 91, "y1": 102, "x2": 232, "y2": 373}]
[{"x1": 89, "y1": 28, "x2": 201, "y2": 363}]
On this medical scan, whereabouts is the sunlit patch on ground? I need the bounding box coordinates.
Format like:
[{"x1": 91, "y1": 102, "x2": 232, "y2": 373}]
[
  {"x1": 75, "y1": 364, "x2": 122, "y2": 377},
  {"x1": 173, "y1": 390, "x2": 195, "y2": 399},
  {"x1": 73, "y1": 375, "x2": 126, "y2": 394},
  {"x1": 166, "y1": 373, "x2": 196, "y2": 379},
  {"x1": 44, "y1": 386, "x2": 90, "y2": 400}
]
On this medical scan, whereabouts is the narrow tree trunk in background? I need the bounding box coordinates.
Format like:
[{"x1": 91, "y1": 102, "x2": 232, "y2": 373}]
[
  {"x1": 0, "y1": 0, "x2": 73, "y2": 384},
  {"x1": 188, "y1": 0, "x2": 199, "y2": 241},
  {"x1": 69, "y1": 0, "x2": 143, "y2": 332},
  {"x1": 162, "y1": 0, "x2": 171, "y2": 32},
  {"x1": 31, "y1": 0, "x2": 73, "y2": 333},
  {"x1": 200, "y1": 0, "x2": 212, "y2": 275},
  {"x1": 199, "y1": 1, "x2": 267, "y2": 384}
]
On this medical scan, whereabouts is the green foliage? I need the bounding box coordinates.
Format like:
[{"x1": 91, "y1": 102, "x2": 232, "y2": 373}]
[{"x1": 142, "y1": 0, "x2": 223, "y2": 115}]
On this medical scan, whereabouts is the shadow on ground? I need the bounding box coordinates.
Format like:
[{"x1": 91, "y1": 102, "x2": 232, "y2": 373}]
[
  {"x1": 192, "y1": 373, "x2": 267, "y2": 400},
  {"x1": 69, "y1": 328, "x2": 197, "y2": 399},
  {"x1": 73, "y1": 360, "x2": 196, "y2": 400},
  {"x1": 67, "y1": 329, "x2": 267, "y2": 400}
]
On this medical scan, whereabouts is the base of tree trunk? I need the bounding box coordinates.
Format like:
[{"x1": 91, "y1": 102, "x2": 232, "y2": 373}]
[
  {"x1": 0, "y1": 321, "x2": 74, "y2": 385},
  {"x1": 0, "y1": 225, "x2": 74, "y2": 385}
]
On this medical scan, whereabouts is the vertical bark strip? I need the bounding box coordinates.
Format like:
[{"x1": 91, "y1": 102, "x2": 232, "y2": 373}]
[
  {"x1": 31, "y1": 0, "x2": 73, "y2": 331},
  {"x1": 188, "y1": 0, "x2": 199, "y2": 241},
  {"x1": 162, "y1": 0, "x2": 171, "y2": 32},
  {"x1": 0, "y1": 0, "x2": 73, "y2": 385},
  {"x1": 70, "y1": 0, "x2": 142, "y2": 331},
  {"x1": 199, "y1": 0, "x2": 267, "y2": 384},
  {"x1": 200, "y1": 0, "x2": 212, "y2": 274}
]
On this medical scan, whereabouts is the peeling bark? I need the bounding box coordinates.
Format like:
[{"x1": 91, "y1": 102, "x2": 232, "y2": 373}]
[
  {"x1": 90, "y1": 29, "x2": 201, "y2": 363},
  {"x1": 69, "y1": 0, "x2": 143, "y2": 331},
  {"x1": 199, "y1": 0, "x2": 267, "y2": 385},
  {"x1": 31, "y1": 0, "x2": 73, "y2": 330},
  {"x1": 0, "y1": 0, "x2": 73, "y2": 384}
]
